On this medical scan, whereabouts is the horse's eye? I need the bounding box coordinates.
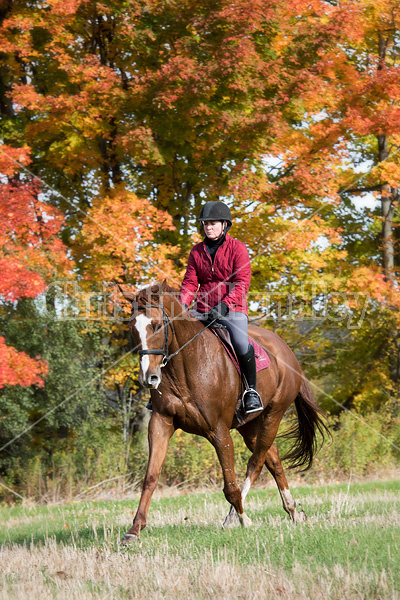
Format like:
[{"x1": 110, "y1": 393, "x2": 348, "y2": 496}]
[{"x1": 154, "y1": 323, "x2": 163, "y2": 332}]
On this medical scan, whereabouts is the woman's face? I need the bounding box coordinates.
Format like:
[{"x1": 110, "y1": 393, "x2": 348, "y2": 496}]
[{"x1": 203, "y1": 220, "x2": 224, "y2": 240}]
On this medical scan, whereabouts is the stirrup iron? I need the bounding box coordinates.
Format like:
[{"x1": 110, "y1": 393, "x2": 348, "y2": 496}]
[{"x1": 242, "y1": 388, "x2": 263, "y2": 414}]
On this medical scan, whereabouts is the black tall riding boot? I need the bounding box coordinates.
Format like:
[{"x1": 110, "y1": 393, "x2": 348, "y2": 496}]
[{"x1": 237, "y1": 344, "x2": 263, "y2": 414}]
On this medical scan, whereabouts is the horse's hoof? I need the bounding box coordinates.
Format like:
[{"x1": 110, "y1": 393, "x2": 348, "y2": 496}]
[
  {"x1": 294, "y1": 509, "x2": 307, "y2": 524},
  {"x1": 239, "y1": 513, "x2": 252, "y2": 528},
  {"x1": 222, "y1": 511, "x2": 241, "y2": 529},
  {"x1": 120, "y1": 533, "x2": 139, "y2": 546}
]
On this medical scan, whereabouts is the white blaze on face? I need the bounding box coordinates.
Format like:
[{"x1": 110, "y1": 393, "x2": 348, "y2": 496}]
[{"x1": 135, "y1": 314, "x2": 152, "y2": 381}]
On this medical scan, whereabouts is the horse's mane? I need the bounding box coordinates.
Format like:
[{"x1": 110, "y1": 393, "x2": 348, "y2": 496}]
[
  {"x1": 135, "y1": 281, "x2": 181, "y2": 310},
  {"x1": 134, "y1": 282, "x2": 204, "y2": 333}
]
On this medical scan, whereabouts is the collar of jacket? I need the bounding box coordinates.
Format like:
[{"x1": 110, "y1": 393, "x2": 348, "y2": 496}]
[{"x1": 202, "y1": 233, "x2": 231, "y2": 252}]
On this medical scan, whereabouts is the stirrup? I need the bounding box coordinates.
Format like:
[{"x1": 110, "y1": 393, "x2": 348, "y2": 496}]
[{"x1": 242, "y1": 388, "x2": 263, "y2": 414}]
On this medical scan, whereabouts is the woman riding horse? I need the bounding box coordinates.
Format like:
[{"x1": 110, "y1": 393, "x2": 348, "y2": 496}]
[
  {"x1": 121, "y1": 281, "x2": 328, "y2": 543},
  {"x1": 118, "y1": 204, "x2": 329, "y2": 543},
  {"x1": 179, "y1": 201, "x2": 262, "y2": 414}
]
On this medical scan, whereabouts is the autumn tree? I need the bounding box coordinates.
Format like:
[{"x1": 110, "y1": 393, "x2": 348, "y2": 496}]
[
  {"x1": 1, "y1": 0, "x2": 400, "y2": 422},
  {"x1": 0, "y1": 0, "x2": 345, "y2": 251},
  {"x1": 0, "y1": 148, "x2": 70, "y2": 388},
  {"x1": 236, "y1": 2, "x2": 400, "y2": 410}
]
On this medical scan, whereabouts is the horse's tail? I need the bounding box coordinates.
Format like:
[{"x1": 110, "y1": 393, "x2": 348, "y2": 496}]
[{"x1": 280, "y1": 376, "x2": 331, "y2": 471}]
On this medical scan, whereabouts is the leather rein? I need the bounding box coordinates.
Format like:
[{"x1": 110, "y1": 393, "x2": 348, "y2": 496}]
[{"x1": 129, "y1": 300, "x2": 217, "y2": 367}]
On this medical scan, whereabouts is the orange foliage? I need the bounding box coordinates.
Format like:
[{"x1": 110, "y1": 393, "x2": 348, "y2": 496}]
[
  {"x1": 0, "y1": 179, "x2": 71, "y2": 301},
  {"x1": 79, "y1": 188, "x2": 179, "y2": 285},
  {"x1": 0, "y1": 151, "x2": 71, "y2": 387},
  {"x1": 0, "y1": 337, "x2": 48, "y2": 389}
]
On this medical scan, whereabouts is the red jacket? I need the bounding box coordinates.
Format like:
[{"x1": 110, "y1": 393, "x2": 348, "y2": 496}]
[{"x1": 179, "y1": 234, "x2": 251, "y2": 315}]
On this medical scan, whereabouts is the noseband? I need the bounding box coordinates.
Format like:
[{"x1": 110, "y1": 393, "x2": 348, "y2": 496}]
[{"x1": 130, "y1": 301, "x2": 175, "y2": 368}]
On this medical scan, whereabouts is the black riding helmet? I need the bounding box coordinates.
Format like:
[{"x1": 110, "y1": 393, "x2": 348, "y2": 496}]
[{"x1": 198, "y1": 201, "x2": 232, "y2": 228}]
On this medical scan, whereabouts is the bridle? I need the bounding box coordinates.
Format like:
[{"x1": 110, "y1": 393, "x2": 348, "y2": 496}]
[
  {"x1": 130, "y1": 300, "x2": 175, "y2": 368},
  {"x1": 129, "y1": 298, "x2": 218, "y2": 367}
]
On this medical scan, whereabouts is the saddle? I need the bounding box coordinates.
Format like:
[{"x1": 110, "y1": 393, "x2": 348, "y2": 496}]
[
  {"x1": 209, "y1": 323, "x2": 271, "y2": 375},
  {"x1": 208, "y1": 322, "x2": 271, "y2": 426}
]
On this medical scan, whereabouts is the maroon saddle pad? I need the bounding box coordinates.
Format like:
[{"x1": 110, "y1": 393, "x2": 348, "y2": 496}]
[{"x1": 210, "y1": 327, "x2": 271, "y2": 375}]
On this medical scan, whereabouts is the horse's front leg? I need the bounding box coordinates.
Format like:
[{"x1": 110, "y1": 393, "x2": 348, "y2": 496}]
[{"x1": 121, "y1": 412, "x2": 174, "y2": 544}]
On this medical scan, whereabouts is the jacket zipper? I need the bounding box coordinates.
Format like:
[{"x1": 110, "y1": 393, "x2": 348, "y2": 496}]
[
  {"x1": 204, "y1": 243, "x2": 214, "y2": 273},
  {"x1": 204, "y1": 241, "x2": 224, "y2": 273}
]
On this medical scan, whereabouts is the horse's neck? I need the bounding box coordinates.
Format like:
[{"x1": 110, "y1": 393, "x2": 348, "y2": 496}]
[
  {"x1": 173, "y1": 314, "x2": 206, "y2": 349},
  {"x1": 162, "y1": 294, "x2": 216, "y2": 354}
]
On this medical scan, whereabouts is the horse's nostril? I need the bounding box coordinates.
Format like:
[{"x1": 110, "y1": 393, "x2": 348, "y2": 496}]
[{"x1": 149, "y1": 375, "x2": 160, "y2": 385}]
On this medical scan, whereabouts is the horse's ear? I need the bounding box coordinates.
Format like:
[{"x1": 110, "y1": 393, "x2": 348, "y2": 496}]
[
  {"x1": 149, "y1": 280, "x2": 172, "y2": 299},
  {"x1": 150, "y1": 282, "x2": 162, "y2": 297}
]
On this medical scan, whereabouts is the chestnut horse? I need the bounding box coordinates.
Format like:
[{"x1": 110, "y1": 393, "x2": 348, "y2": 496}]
[{"x1": 120, "y1": 282, "x2": 328, "y2": 543}]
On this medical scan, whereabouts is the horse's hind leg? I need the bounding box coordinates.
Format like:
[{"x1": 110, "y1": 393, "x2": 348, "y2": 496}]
[
  {"x1": 223, "y1": 440, "x2": 306, "y2": 526},
  {"x1": 211, "y1": 425, "x2": 252, "y2": 528},
  {"x1": 265, "y1": 445, "x2": 307, "y2": 523},
  {"x1": 224, "y1": 411, "x2": 305, "y2": 527}
]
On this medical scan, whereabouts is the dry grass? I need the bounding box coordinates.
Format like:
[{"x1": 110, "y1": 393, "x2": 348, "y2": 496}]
[
  {"x1": 1, "y1": 481, "x2": 399, "y2": 599},
  {"x1": 0, "y1": 542, "x2": 397, "y2": 600}
]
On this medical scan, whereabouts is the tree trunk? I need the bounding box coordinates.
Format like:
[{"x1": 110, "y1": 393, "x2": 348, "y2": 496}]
[
  {"x1": 376, "y1": 31, "x2": 398, "y2": 283},
  {"x1": 377, "y1": 134, "x2": 396, "y2": 282}
]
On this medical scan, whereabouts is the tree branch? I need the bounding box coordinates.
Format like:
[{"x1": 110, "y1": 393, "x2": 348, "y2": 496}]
[{"x1": 340, "y1": 184, "x2": 384, "y2": 194}]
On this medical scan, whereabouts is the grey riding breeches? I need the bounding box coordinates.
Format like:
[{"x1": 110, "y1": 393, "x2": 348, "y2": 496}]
[
  {"x1": 189, "y1": 309, "x2": 250, "y2": 355},
  {"x1": 219, "y1": 311, "x2": 249, "y2": 355}
]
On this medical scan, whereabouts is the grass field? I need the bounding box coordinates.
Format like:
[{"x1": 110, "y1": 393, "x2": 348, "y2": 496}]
[{"x1": 1, "y1": 479, "x2": 399, "y2": 599}]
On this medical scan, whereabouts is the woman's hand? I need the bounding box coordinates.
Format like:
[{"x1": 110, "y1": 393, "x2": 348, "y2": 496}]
[{"x1": 205, "y1": 302, "x2": 229, "y2": 321}]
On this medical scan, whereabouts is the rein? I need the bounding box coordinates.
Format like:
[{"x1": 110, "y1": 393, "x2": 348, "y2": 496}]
[
  {"x1": 164, "y1": 316, "x2": 217, "y2": 365},
  {"x1": 130, "y1": 300, "x2": 217, "y2": 367}
]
